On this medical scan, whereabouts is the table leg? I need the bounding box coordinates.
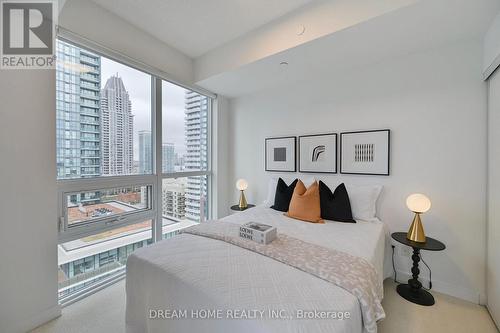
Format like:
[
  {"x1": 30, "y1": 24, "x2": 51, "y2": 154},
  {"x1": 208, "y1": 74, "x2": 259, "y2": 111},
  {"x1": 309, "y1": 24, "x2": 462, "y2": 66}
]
[
  {"x1": 396, "y1": 247, "x2": 435, "y2": 306},
  {"x1": 408, "y1": 248, "x2": 423, "y2": 291}
]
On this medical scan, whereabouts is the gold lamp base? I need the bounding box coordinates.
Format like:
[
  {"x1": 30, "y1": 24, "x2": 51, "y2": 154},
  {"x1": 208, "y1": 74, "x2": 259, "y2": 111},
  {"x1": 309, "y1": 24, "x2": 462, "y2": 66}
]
[
  {"x1": 239, "y1": 190, "x2": 248, "y2": 209},
  {"x1": 407, "y1": 213, "x2": 426, "y2": 243}
]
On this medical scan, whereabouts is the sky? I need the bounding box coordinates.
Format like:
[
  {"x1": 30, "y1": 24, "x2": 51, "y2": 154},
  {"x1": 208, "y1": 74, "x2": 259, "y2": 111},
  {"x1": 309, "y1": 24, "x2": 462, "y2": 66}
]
[{"x1": 100, "y1": 57, "x2": 188, "y2": 160}]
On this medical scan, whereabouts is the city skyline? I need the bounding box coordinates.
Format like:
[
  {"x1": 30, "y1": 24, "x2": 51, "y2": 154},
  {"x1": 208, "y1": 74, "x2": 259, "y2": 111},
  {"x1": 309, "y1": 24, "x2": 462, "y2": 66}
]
[{"x1": 57, "y1": 46, "x2": 194, "y2": 179}]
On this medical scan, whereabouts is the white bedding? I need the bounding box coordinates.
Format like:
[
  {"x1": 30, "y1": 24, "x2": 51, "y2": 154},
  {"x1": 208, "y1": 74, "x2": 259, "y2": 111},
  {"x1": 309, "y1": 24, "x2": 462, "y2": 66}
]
[{"x1": 126, "y1": 206, "x2": 389, "y2": 333}]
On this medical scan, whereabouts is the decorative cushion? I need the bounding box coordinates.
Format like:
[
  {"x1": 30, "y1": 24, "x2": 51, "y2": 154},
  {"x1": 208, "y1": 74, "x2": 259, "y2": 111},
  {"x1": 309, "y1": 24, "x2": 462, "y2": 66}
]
[
  {"x1": 319, "y1": 181, "x2": 355, "y2": 223},
  {"x1": 285, "y1": 180, "x2": 324, "y2": 223},
  {"x1": 271, "y1": 178, "x2": 298, "y2": 212}
]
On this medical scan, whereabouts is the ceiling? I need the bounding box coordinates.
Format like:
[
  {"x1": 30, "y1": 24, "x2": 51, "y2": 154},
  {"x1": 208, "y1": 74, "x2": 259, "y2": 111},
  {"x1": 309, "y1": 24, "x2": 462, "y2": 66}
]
[
  {"x1": 196, "y1": 0, "x2": 500, "y2": 97},
  {"x1": 90, "y1": 0, "x2": 314, "y2": 57},
  {"x1": 83, "y1": 0, "x2": 500, "y2": 97}
]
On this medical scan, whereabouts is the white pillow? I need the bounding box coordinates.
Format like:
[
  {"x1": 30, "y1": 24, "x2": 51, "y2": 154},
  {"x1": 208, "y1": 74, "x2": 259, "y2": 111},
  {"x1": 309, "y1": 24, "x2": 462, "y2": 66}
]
[
  {"x1": 345, "y1": 184, "x2": 383, "y2": 221},
  {"x1": 263, "y1": 176, "x2": 315, "y2": 207},
  {"x1": 263, "y1": 178, "x2": 279, "y2": 206}
]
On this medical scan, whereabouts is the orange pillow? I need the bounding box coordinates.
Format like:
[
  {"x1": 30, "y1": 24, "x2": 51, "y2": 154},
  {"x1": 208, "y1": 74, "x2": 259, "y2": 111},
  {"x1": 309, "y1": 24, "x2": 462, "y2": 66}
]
[{"x1": 285, "y1": 180, "x2": 324, "y2": 223}]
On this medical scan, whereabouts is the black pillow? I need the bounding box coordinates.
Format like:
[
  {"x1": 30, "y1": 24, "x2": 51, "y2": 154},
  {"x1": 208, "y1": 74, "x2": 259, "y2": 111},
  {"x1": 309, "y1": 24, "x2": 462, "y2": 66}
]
[
  {"x1": 271, "y1": 178, "x2": 298, "y2": 212},
  {"x1": 319, "y1": 181, "x2": 355, "y2": 223}
]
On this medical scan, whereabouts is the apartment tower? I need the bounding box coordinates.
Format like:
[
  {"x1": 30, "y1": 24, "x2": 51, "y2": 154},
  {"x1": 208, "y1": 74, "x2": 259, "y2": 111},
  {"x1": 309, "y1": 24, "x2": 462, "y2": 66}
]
[
  {"x1": 184, "y1": 91, "x2": 209, "y2": 221},
  {"x1": 138, "y1": 130, "x2": 152, "y2": 174},
  {"x1": 100, "y1": 75, "x2": 134, "y2": 176},
  {"x1": 162, "y1": 143, "x2": 175, "y2": 173},
  {"x1": 56, "y1": 40, "x2": 101, "y2": 179}
]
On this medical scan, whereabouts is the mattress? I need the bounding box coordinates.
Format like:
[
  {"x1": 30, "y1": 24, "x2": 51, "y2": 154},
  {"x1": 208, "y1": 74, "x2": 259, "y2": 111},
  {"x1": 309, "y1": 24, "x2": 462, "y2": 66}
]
[{"x1": 126, "y1": 206, "x2": 389, "y2": 333}]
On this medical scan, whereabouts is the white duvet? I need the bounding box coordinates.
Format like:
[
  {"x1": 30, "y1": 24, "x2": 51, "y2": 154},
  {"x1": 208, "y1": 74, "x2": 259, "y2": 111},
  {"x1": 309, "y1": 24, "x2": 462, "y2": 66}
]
[{"x1": 126, "y1": 206, "x2": 389, "y2": 333}]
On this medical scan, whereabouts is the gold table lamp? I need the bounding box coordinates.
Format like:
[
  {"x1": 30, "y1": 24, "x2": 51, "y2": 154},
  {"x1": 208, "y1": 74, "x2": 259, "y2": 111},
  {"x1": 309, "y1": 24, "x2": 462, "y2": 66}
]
[
  {"x1": 406, "y1": 193, "x2": 431, "y2": 243},
  {"x1": 236, "y1": 179, "x2": 248, "y2": 209}
]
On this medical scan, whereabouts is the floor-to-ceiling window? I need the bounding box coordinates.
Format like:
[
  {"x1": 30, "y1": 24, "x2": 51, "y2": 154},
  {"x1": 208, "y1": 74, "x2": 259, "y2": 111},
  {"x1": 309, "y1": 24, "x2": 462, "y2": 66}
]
[{"x1": 56, "y1": 38, "x2": 213, "y2": 305}]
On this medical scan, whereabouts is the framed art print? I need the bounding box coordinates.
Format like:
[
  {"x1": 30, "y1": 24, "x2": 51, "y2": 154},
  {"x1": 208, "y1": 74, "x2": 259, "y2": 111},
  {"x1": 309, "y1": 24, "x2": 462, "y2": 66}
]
[
  {"x1": 340, "y1": 129, "x2": 390, "y2": 175},
  {"x1": 265, "y1": 136, "x2": 296, "y2": 172},
  {"x1": 298, "y1": 133, "x2": 337, "y2": 173}
]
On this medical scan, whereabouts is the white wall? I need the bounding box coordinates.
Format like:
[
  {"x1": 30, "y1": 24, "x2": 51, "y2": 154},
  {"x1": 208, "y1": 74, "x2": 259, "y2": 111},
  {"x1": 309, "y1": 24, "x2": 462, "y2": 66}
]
[
  {"x1": 487, "y1": 68, "x2": 500, "y2": 326},
  {"x1": 226, "y1": 39, "x2": 487, "y2": 303},
  {"x1": 484, "y1": 12, "x2": 500, "y2": 78},
  {"x1": 0, "y1": 70, "x2": 59, "y2": 332},
  {"x1": 59, "y1": 0, "x2": 194, "y2": 84}
]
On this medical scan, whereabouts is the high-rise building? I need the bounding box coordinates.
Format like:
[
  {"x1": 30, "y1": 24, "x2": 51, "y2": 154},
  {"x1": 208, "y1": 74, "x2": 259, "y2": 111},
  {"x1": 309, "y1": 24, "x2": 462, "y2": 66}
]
[
  {"x1": 162, "y1": 179, "x2": 186, "y2": 220},
  {"x1": 162, "y1": 143, "x2": 175, "y2": 173},
  {"x1": 174, "y1": 153, "x2": 184, "y2": 171},
  {"x1": 184, "y1": 91, "x2": 209, "y2": 222},
  {"x1": 138, "y1": 130, "x2": 152, "y2": 174},
  {"x1": 56, "y1": 40, "x2": 101, "y2": 179},
  {"x1": 100, "y1": 75, "x2": 134, "y2": 176}
]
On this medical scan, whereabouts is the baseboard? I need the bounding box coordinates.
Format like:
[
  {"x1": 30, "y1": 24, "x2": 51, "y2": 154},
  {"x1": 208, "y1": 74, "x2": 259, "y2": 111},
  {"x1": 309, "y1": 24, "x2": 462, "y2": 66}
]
[
  {"x1": 393, "y1": 269, "x2": 482, "y2": 304},
  {"x1": 486, "y1": 304, "x2": 500, "y2": 331},
  {"x1": 5, "y1": 304, "x2": 61, "y2": 333}
]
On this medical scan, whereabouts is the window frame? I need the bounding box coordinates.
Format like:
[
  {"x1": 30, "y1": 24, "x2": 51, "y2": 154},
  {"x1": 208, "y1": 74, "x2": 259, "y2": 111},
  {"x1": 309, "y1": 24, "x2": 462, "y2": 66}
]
[
  {"x1": 56, "y1": 31, "x2": 215, "y2": 245},
  {"x1": 57, "y1": 175, "x2": 156, "y2": 243},
  {"x1": 62, "y1": 183, "x2": 154, "y2": 229}
]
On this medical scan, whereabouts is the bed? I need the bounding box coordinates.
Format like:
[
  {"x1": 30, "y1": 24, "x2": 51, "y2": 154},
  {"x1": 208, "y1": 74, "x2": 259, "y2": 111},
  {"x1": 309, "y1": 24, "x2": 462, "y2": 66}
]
[{"x1": 126, "y1": 205, "x2": 390, "y2": 333}]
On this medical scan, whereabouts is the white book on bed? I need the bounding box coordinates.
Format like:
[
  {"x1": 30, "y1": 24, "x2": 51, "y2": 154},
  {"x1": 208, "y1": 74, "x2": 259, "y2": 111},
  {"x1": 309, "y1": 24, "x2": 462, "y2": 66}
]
[{"x1": 239, "y1": 222, "x2": 277, "y2": 244}]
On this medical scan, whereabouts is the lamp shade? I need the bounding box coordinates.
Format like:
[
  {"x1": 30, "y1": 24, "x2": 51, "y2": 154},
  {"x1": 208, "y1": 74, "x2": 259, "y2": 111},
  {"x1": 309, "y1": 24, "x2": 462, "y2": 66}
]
[
  {"x1": 236, "y1": 179, "x2": 248, "y2": 191},
  {"x1": 406, "y1": 193, "x2": 431, "y2": 213}
]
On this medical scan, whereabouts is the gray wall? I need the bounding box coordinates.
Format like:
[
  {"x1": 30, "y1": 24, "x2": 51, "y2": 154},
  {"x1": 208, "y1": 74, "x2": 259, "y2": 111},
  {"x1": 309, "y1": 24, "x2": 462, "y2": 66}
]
[{"x1": 0, "y1": 70, "x2": 59, "y2": 332}]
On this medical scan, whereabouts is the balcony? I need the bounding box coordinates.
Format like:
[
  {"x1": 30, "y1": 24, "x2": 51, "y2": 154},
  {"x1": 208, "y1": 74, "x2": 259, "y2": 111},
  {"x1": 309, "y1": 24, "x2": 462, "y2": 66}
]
[
  {"x1": 81, "y1": 128, "x2": 99, "y2": 134},
  {"x1": 80, "y1": 64, "x2": 100, "y2": 75},
  {"x1": 80, "y1": 91, "x2": 99, "y2": 100},
  {"x1": 80, "y1": 56, "x2": 99, "y2": 66},
  {"x1": 81, "y1": 74, "x2": 99, "y2": 83},
  {"x1": 185, "y1": 193, "x2": 201, "y2": 200},
  {"x1": 81, "y1": 101, "x2": 99, "y2": 108},
  {"x1": 185, "y1": 164, "x2": 201, "y2": 169},
  {"x1": 185, "y1": 114, "x2": 200, "y2": 121},
  {"x1": 81, "y1": 144, "x2": 100, "y2": 150},
  {"x1": 80, "y1": 119, "x2": 99, "y2": 126},
  {"x1": 81, "y1": 82, "x2": 99, "y2": 90},
  {"x1": 80, "y1": 108, "x2": 99, "y2": 117}
]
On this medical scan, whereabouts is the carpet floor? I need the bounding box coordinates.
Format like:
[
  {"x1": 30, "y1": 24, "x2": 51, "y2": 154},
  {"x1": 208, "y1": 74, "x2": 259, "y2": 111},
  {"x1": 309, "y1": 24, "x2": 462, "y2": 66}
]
[{"x1": 31, "y1": 279, "x2": 498, "y2": 333}]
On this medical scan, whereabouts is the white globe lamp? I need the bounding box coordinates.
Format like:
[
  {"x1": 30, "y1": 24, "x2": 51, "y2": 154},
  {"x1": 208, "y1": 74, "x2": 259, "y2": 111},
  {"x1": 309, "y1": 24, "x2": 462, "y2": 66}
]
[
  {"x1": 406, "y1": 193, "x2": 431, "y2": 243},
  {"x1": 236, "y1": 179, "x2": 248, "y2": 209}
]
